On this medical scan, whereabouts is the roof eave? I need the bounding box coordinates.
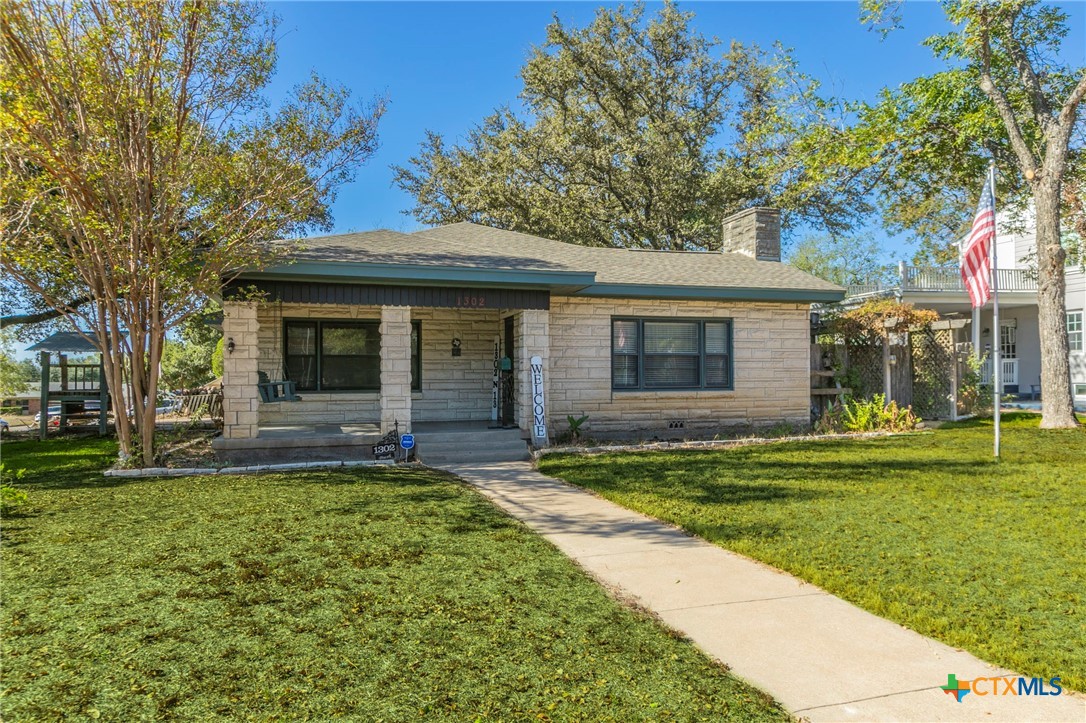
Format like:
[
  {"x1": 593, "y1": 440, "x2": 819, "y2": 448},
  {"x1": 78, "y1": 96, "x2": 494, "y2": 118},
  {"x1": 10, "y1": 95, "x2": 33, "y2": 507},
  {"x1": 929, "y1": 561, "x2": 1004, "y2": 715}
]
[
  {"x1": 240, "y1": 261, "x2": 596, "y2": 293},
  {"x1": 574, "y1": 283, "x2": 846, "y2": 303}
]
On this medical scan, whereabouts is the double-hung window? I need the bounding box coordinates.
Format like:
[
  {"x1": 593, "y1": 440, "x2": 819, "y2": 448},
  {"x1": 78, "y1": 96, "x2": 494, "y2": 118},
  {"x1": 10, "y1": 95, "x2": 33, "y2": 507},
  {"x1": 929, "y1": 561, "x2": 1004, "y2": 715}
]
[
  {"x1": 284, "y1": 319, "x2": 421, "y2": 392},
  {"x1": 612, "y1": 318, "x2": 733, "y2": 391},
  {"x1": 1068, "y1": 311, "x2": 1083, "y2": 352}
]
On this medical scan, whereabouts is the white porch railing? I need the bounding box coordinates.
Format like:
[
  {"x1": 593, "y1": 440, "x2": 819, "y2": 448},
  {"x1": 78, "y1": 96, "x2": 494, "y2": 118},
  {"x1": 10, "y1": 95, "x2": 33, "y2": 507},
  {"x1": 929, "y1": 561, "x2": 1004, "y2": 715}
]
[
  {"x1": 981, "y1": 358, "x2": 1019, "y2": 386},
  {"x1": 846, "y1": 266, "x2": 1039, "y2": 298}
]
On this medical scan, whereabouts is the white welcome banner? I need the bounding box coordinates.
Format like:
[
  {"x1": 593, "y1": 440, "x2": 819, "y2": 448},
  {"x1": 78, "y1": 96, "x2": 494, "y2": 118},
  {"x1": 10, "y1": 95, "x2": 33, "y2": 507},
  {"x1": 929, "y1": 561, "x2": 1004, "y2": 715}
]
[{"x1": 530, "y1": 355, "x2": 547, "y2": 443}]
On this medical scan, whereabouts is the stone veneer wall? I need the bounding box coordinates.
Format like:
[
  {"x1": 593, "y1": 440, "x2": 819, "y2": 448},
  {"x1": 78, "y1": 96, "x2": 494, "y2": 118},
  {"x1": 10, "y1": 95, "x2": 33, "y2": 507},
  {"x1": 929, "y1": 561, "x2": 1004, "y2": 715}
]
[
  {"x1": 253, "y1": 302, "x2": 502, "y2": 426},
  {"x1": 514, "y1": 309, "x2": 550, "y2": 438},
  {"x1": 238, "y1": 297, "x2": 808, "y2": 437},
  {"x1": 222, "y1": 302, "x2": 261, "y2": 439},
  {"x1": 721, "y1": 207, "x2": 781, "y2": 262},
  {"x1": 546, "y1": 296, "x2": 810, "y2": 437}
]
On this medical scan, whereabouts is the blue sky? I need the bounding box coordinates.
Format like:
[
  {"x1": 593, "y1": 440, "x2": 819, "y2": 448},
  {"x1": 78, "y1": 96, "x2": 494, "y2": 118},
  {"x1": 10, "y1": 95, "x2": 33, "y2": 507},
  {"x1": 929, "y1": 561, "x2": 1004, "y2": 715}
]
[{"x1": 262, "y1": 0, "x2": 1084, "y2": 261}]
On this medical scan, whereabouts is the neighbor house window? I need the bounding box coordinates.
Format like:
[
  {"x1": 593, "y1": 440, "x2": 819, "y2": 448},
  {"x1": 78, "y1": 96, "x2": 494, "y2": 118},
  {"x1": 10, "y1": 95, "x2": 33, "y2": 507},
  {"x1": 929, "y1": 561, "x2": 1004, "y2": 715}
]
[
  {"x1": 1068, "y1": 311, "x2": 1083, "y2": 352},
  {"x1": 284, "y1": 319, "x2": 422, "y2": 392},
  {"x1": 611, "y1": 318, "x2": 733, "y2": 391}
]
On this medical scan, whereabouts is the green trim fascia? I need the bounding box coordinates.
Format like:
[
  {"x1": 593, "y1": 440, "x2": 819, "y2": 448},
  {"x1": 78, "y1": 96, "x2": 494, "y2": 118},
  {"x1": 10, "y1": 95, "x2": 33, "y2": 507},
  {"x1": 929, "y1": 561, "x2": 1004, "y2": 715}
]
[
  {"x1": 576, "y1": 283, "x2": 845, "y2": 303},
  {"x1": 243, "y1": 261, "x2": 596, "y2": 290}
]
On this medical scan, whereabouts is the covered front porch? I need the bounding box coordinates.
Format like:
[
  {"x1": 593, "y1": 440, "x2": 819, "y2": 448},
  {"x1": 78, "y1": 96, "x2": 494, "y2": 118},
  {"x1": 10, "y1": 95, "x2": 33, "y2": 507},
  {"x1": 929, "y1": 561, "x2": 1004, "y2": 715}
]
[{"x1": 213, "y1": 282, "x2": 552, "y2": 461}]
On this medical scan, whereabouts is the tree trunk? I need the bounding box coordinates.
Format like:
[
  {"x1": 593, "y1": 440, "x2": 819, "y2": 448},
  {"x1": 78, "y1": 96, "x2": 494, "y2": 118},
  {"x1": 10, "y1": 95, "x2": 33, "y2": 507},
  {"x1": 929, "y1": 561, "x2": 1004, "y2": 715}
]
[{"x1": 1033, "y1": 181, "x2": 1078, "y2": 428}]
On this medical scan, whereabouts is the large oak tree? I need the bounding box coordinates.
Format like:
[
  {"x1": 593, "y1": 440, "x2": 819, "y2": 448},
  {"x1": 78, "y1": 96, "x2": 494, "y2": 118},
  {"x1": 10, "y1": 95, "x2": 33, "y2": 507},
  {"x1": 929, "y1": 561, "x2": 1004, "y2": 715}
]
[
  {"x1": 1, "y1": 0, "x2": 386, "y2": 463},
  {"x1": 394, "y1": 2, "x2": 877, "y2": 251}
]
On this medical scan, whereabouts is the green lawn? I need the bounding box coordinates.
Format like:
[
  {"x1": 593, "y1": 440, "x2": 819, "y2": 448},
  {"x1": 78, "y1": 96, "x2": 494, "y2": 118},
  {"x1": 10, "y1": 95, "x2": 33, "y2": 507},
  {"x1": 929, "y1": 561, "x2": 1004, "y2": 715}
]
[
  {"x1": 1, "y1": 438, "x2": 785, "y2": 721},
  {"x1": 539, "y1": 413, "x2": 1086, "y2": 692}
]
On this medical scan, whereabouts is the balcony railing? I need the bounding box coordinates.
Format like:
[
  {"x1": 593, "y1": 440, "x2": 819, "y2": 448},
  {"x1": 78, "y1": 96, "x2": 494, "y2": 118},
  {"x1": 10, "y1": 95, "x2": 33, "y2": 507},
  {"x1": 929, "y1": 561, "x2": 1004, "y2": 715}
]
[{"x1": 846, "y1": 266, "x2": 1038, "y2": 298}]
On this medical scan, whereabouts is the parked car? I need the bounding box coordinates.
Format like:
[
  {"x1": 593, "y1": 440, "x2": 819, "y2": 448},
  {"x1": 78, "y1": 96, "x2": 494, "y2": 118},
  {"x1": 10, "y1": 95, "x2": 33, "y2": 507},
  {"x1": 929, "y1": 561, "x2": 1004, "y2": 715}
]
[
  {"x1": 34, "y1": 406, "x2": 61, "y2": 427},
  {"x1": 0, "y1": 418, "x2": 9, "y2": 434}
]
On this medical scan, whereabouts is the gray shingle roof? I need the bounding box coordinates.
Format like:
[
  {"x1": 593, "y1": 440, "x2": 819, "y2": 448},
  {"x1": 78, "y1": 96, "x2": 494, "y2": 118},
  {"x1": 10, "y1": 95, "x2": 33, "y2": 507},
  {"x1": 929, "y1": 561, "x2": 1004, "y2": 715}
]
[{"x1": 265, "y1": 222, "x2": 842, "y2": 298}]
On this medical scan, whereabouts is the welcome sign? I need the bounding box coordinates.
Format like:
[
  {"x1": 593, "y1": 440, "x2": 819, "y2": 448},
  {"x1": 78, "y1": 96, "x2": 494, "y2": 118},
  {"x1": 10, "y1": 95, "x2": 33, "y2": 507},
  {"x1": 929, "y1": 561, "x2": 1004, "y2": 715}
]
[{"x1": 530, "y1": 355, "x2": 546, "y2": 443}]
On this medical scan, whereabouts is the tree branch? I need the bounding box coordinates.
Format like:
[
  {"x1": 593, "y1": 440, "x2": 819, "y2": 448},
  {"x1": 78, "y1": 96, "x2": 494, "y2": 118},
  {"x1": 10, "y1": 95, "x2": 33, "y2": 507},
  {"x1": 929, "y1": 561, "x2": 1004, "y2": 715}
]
[
  {"x1": 0, "y1": 296, "x2": 94, "y2": 328},
  {"x1": 976, "y1": 15, "x2": 1039, "y2": 174},
  {"x1": 1001, "y1": 10, "x2": 1052, "y2": 131}
]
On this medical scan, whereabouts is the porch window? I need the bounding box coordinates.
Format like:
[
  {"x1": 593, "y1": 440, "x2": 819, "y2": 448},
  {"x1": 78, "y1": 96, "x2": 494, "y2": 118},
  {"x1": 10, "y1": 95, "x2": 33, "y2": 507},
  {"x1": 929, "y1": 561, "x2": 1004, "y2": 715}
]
[
  {"x1": 611, "y1": 318, "x2": 733, "y2": 391},
  {"x1": 1068, "y1": 311, "x2": 1083, "y2": 352},
  {"x1": 284, "y1": 319, "x2": 422, "y2": 392}
]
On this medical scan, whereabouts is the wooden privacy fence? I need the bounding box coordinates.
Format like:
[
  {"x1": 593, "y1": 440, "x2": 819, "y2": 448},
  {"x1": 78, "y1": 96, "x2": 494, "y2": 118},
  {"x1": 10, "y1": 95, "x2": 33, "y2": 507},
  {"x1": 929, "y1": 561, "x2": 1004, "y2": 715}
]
[
  {"x1": 814, "y1": 319, "x2": 973, "y2": 421},
  {"x1": 178, "y1": 390, "x2": 223, "y2": 421}
]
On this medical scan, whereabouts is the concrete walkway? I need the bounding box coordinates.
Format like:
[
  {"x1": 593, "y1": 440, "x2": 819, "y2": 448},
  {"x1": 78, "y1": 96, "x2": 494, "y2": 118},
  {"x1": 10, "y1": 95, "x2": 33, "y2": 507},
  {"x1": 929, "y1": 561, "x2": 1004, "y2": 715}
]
[{"x1": 442, "y1": 461, "x2": 1085, "y2": 723}]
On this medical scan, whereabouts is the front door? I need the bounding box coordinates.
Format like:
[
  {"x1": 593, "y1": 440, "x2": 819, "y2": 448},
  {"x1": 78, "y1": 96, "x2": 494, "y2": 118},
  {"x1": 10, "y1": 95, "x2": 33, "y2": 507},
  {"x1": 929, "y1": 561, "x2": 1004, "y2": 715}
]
[
  {"x1": 501, "y1": 315, "x2": 516, "y2": 426},
  {"x1": 1000, "y1": 322, "x2": 1018, "y2": 387}
]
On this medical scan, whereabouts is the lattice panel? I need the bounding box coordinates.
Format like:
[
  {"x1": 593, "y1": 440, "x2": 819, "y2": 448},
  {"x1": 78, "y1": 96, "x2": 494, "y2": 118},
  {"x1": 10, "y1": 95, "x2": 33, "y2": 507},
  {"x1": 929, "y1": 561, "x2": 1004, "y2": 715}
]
[
  {"x1": 911, "y1": 328, "x2": 955, "y2": 420},
  {"x1": 847, "y1": 342, "x2": 884, "y2": 400}
]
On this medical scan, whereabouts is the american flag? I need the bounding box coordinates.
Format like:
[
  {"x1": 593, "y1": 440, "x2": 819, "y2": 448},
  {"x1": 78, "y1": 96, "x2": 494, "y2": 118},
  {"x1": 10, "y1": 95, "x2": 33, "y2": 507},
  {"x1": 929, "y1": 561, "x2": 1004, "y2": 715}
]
[{"x1": 960, "y1": 176, "x2": 995, "y2": 308}]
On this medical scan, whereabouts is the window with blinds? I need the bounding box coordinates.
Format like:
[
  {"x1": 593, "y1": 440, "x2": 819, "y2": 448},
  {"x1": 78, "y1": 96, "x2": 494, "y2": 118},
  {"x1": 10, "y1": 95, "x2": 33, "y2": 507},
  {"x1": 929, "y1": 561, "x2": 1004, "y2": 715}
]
[
  {"x1": 283, "y1": 319, "x2": 421, "y2": 392},
  {"x1": 611, "y1": 318, "x2": 733, "y2": 391}
]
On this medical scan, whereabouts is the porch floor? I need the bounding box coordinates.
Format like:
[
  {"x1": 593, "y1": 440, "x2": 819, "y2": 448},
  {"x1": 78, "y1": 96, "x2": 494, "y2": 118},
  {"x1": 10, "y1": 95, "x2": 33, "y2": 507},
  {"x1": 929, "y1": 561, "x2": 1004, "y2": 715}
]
[{"x1": 213, "y1": 420, "x2": 524, "y2": 465}]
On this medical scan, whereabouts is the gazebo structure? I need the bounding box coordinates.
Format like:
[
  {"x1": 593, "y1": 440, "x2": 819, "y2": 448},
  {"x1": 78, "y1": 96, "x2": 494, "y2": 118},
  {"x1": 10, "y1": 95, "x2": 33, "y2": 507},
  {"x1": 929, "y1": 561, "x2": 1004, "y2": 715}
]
[{"x1": 25, "y1": 332, "x2": 112, "y2": 439}]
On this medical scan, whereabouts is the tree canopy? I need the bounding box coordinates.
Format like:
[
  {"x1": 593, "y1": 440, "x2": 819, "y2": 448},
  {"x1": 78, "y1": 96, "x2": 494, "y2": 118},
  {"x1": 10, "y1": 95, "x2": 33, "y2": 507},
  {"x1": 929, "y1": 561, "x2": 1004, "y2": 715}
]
[
  {"x1": 394, "y1": 2, "x2": 876, "y2": 251},
  {"x1": 0, "y1": 0, "x2": 386, "y2": 461},
  {"x1": 853, "y1": 0, "x2": 1084, "y2": 428},
  {"x1": 844, "y1": 0, "x2": 1085, "y2": 263},
  {"x1": 787, "y1": 234, "x2": 895, "y2": 287}
]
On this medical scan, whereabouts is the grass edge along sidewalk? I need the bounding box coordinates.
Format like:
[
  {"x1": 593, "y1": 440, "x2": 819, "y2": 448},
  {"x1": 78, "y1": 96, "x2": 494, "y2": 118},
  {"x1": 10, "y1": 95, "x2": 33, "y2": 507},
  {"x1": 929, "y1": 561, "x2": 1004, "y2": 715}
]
[
  {"x1": 538, "y1": 412, "x2": 1086, "y2": 694},
  {"x1": 1, "y1": 437, "x2": 786, "y2": 721}
]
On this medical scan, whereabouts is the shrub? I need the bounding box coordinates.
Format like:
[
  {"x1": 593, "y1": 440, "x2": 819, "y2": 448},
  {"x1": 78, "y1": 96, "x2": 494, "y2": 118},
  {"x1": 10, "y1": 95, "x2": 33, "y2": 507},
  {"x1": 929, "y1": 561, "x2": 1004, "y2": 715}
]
[
  {"x1": 1, "y1": 463, "x2": 28, "y2": 514},
  {"x1": 819, "y1": 394, "x2": 920, "y2": 434}
]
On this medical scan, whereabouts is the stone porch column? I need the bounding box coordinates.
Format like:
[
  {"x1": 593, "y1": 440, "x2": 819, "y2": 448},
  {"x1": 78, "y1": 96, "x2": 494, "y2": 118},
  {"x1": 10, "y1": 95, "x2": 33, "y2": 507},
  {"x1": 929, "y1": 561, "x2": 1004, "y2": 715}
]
[
  {"x1": 515, "y1": 309, "x2": 550, "y2": 445},
  {"x1": 380, "y1": 305, "x2": 412, "y2": 434},
  {"x1": 222, "y1": 301, "x2": 260, "y2": 439}
]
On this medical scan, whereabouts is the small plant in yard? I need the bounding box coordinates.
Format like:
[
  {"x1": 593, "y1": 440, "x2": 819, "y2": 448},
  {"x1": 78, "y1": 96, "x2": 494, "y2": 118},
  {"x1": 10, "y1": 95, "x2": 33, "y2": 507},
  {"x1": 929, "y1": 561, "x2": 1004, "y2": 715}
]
[
  {"x1": 819, "y1": 394, "x2": 920, "y2": 433},
  {"x1": 1, "y1": 463, "x2": 28, "y2": 514},
  {"x1": 567, "y1": 414, "x2": 589, "y2": 440}
]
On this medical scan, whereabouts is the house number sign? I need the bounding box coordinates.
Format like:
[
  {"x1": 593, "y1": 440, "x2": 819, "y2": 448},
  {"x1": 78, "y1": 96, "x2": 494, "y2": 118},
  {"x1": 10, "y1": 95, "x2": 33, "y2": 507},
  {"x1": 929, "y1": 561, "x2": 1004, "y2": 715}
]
[{"x1": 455, "y1": 293, "x2": 488, "y2": 308}]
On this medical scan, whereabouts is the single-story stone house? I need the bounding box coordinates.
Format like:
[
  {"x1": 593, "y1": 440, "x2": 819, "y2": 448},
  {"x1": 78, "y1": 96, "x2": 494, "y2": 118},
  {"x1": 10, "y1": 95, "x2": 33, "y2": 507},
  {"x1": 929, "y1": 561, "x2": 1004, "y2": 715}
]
[{"x1": 214, "y1": 208, "x2": 844, "y2": 461}]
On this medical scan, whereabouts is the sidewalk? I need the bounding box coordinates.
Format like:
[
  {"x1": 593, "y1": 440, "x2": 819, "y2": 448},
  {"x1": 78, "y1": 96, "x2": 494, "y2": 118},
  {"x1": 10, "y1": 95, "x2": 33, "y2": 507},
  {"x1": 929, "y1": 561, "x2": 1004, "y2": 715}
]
[{"x1": 442, "y1": 461, "x2": 1085, "y2": 723}]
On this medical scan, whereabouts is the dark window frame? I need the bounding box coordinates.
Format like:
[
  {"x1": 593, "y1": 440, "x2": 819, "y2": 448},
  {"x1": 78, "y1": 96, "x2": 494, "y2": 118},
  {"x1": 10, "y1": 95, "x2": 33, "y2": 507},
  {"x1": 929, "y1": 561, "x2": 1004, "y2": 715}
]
[
  {"x1": 282, "y1": 318, "x2": 422, "y2": 393},
  {"x1": 610, "y1": 317, "x2": 734, "y2": 392}
]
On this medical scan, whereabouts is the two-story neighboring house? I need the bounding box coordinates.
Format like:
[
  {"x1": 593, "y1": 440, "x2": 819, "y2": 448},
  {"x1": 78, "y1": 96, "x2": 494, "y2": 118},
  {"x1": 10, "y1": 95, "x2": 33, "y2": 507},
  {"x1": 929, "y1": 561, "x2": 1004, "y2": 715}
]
[{"x1": 842, "y1": 211, "x2": 1086, "y2": 405}]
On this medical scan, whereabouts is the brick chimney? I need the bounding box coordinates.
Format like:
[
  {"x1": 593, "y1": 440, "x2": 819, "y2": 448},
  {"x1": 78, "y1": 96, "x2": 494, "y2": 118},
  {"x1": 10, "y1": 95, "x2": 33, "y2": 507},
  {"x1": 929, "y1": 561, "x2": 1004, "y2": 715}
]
[{"x1": 721, "y1": 207, "x2": 781, "y2": 262}]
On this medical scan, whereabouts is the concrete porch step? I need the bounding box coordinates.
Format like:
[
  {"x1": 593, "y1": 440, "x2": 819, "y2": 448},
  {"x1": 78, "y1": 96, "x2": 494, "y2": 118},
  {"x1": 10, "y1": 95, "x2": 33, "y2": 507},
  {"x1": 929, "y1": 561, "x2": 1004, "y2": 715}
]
[
  {"x1": 413, "y1": 427, "x2": 525, "y2": 446},
  {"x1": 412, "y1": 427, "x2": 530, "y2": 465},
  {"x1": 422, "y1": 448, "x2": 531, "y2": 466}
]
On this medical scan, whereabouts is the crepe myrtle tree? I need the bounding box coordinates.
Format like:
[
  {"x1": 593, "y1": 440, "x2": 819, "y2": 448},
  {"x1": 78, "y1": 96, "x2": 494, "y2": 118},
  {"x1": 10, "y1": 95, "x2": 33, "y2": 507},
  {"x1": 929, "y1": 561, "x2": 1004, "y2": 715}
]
[
  {"x1": 857, "y1": 0, "x2": 1084, "y2": 428},
  {"x1": 0, "y1": 0, "x2": 386, "y2": 464}
]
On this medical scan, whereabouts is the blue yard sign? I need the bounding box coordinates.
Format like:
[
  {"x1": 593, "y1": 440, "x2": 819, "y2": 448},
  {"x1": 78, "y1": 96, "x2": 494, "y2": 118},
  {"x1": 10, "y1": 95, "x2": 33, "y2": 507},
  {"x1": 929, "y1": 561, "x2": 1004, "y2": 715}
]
[{"x1": 400, "y1": 434, "x2": 415, "y2": 450}]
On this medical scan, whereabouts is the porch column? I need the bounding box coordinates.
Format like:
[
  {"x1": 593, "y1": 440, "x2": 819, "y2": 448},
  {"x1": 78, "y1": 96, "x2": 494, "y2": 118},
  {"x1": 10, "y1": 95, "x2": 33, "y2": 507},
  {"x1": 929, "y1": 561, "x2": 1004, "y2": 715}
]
[
  {"x1": 222, "y1": 301, "x2": 260, "y2": 439},
  {"x1": 379, "y1": 305, "x2": 412, "y2": 434},
  {"x1": 515, "y1": 309, "x2": 550, "y2": 445}
]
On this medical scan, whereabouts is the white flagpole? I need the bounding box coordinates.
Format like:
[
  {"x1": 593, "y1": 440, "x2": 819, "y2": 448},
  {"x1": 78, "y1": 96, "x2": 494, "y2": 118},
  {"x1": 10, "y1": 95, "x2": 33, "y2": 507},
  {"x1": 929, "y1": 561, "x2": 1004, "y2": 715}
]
[{"x1": 990, "y1": 161, "x2": 1001, "y2": 458}]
